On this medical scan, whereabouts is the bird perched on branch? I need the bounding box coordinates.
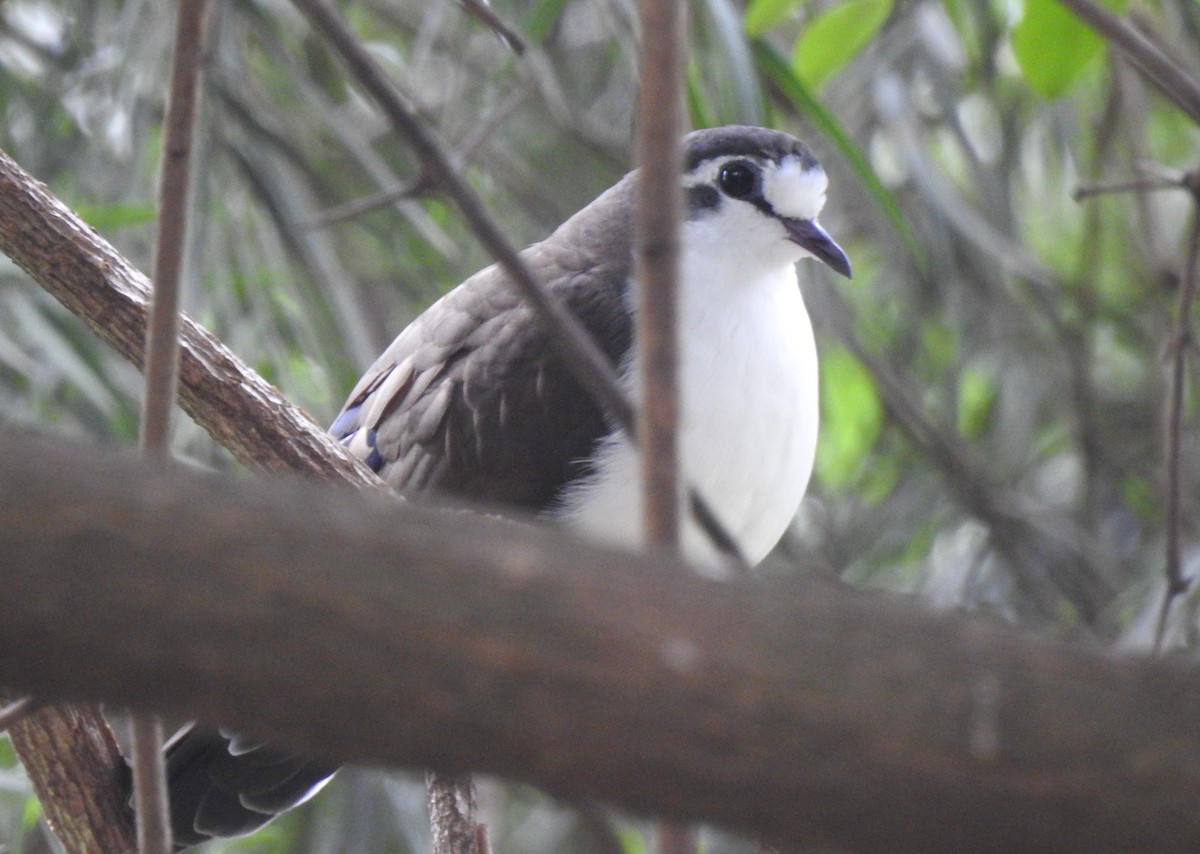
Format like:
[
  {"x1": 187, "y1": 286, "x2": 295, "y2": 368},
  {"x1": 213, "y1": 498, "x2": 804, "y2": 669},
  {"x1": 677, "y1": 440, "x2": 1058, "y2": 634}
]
[{"x1": 157, "y1": 124, "x2": 850, "y2": 847}]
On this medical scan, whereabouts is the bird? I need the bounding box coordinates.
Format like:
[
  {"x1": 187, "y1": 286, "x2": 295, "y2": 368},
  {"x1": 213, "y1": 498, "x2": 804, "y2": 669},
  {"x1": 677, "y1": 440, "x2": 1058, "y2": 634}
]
[{"x1": 154, "y1": 124, "x2": 850, "y2": 847}]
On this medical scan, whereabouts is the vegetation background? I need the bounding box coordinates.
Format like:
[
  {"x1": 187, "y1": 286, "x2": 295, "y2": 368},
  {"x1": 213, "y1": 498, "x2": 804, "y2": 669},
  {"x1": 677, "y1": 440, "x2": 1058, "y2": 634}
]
[{"x1": 2, "y1": 0, "x2": 1199, "y2": 851}]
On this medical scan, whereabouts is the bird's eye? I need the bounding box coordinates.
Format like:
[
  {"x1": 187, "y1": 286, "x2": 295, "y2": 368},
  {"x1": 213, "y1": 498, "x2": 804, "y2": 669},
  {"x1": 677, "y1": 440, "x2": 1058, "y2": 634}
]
[{"x1": 718, "y1": 162, "x2": 757, "y2": 198}]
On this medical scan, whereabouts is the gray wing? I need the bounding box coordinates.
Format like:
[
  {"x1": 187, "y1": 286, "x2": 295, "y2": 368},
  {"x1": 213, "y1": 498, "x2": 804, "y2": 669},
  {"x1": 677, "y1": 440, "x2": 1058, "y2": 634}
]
[{"x1": 332, "y1": 176, "x2": 635, "y2": 512}]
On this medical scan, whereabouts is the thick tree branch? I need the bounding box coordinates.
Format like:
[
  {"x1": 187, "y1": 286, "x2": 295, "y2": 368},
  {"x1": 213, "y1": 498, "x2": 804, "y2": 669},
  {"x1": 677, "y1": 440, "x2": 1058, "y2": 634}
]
[
  {"x1": 6, "y1": 705, "x2": 135, "y2": 854},
  {"x1": 3, "y1": 434, "x2": 1200, "y2": 853},
  {"x1": 0, "y1": 142, "x2": 382, "y2": 852}
]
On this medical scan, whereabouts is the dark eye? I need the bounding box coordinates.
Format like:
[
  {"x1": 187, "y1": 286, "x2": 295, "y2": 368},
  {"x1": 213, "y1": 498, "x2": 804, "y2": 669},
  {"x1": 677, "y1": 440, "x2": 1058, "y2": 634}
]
[{"x1": 718, "y1": 162, "x2": 758, "y2": 198}]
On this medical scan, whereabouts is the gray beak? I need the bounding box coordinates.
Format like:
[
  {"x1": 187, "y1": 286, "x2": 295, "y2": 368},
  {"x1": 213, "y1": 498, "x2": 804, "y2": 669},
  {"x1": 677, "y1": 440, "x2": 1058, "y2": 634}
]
[{"x1": 783, "y1": 218, "x2": 852, "y2": 279}]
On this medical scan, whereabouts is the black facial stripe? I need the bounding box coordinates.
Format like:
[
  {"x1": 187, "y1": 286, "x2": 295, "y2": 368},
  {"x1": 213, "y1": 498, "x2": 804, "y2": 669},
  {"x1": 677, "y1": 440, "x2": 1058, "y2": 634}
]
[
  {"x1": 686, "y1": 184, "x2": 721, "y2": 216},
  {"x1": 747, "y1": 193, "x2": 778, "y2": 220},
  {"x1": 684, "y1": 173, "x2": 780, "y2": 223}
]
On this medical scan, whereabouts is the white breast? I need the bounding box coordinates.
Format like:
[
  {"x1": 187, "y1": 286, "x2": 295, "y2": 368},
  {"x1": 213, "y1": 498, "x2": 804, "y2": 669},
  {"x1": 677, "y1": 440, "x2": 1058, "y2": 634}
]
[{"x1": 552, "y1": 242, "x2": 819, "y2": 568}]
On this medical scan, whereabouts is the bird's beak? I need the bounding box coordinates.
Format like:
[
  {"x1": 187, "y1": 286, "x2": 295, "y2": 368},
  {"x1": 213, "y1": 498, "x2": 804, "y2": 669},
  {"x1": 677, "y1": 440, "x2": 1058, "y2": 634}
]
[{"x1": 783, "y1": 218, "x2": 852, "y2": 279}]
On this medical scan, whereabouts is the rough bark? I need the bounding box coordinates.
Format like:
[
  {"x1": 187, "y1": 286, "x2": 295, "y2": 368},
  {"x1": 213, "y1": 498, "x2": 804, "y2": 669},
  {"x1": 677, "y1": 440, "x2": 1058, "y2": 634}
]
[
  {"x1": 2, "y1": 434, "x2": 1200, "y2": 853},
  {"x1": 6, "y1": 705, "x2": 135, "y2": 854},
  {"x1": 0, "y1": 142, "x2": 385, "y2": 854}
]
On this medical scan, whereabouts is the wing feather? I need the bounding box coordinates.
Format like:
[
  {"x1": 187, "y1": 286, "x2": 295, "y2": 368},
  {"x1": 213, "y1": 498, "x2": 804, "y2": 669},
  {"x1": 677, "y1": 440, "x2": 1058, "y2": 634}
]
[{"x1": 333, "y1": 176, "x2": 636, "y2": 511}]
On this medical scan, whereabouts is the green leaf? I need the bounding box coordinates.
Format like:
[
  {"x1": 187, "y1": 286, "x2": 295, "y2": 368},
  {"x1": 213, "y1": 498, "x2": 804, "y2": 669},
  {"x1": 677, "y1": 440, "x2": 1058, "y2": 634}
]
[
  {"x1": 522, "y1": 0, "x2": 572, "y2": 43},
  {"x1": 686, "y1": 63, "x2": 716, "y2": 129},
  {"x1": 816, "y1": 346, "x2": 884, "y2": 490},
  {"x1": 21, "y1": 793, "x2": 42, "y2": 832},
  {"x1": 617, "y1": 824, "x2": 649, "y2": 854},
  {"x1": 697, "y1": 0, "x2": 766, "y2": 125},
  {"x1": 792, "y1": 0, "x2": 893, "y2": 90},
  {"x1": 744, "y1": 0, "x2": 803, "y2": 37},
  {"x1": 75, "y1": 201, "x2": 156, "y2": 230},
  {"x1": 1121, "y1": 474, "x2": 1156, "y2": 521},
  {"x1": 956, "y1": 365, "x2": 997, "y2": 438},
  {"x1": 1012, "y1": 0, "x2": 1127, "y2": 98}
]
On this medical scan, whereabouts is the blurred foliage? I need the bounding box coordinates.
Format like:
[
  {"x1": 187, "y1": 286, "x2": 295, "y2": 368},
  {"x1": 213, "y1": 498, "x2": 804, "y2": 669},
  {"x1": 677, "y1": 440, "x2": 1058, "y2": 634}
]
[{"x1": 2, "y1": 0, "x2": 1200, "y2": 851}]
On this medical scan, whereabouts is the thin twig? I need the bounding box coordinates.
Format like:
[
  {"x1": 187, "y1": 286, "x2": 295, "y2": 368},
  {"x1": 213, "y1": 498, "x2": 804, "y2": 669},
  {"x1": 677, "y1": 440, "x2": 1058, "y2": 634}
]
[
  {"x1": 1056, "y1": 0, "x2": 1200, "y2": 126},
  {"x1": 288, "y1": 0, "x2": 748, "y2": 568},
  {"x1": 1073, "y1": 176, "x2": 1186, "y2": 200},
  {"x1": 303, "y1": 177, "x2": 428, "y2": 228},
  {"x1": 634, "y1": 0, "x2": 685, "y2": 551},
  {"x1": 142, "y1": 0, "x2": 207, "y2": 456},
  {"x1": 0, "y1": 696, "x2": 38, "y2": 732},
  {"x1": 456, "y1": 0, "x2": 526, "y2": 55},
  {"x1": 291, "y1": 0, "x2": 632, "y2": 429},
  {"x1": 1153, "y1": 171, "x2": 1200, "y2": 651},
  {"x1": 634, "y1": 0, "x2": 692, "y2": 843},
  {"x1": 128, "y1": 716, "x2": 170, "y2": 854},
  {"x1": 304, "y1": 87, "x2": 529, "y2": 229},
  {"x1": 133, "y1": 0, "x2": 210, "y2": 851}
]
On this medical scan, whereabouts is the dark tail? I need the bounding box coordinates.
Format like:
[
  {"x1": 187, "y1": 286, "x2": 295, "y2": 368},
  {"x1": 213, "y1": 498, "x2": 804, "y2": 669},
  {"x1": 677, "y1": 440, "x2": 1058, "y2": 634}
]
[{"x1": 133, "y1": 725, "x2": 339, "y2": 849}]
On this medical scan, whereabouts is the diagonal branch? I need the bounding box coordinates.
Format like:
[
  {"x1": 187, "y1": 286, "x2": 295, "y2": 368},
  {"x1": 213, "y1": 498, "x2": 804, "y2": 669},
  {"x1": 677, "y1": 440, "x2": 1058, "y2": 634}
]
[
  {"x1": 7, "y1": 703, "x2": 136, "y2": 854},
  {"x1": 1056, "y1": 0, "x2": 1200, "y2": 126},
  {"x1": 291, "y1": 0, "x2": 633, "y2": 434},
  {"x1": 0, "y1": 148, "x2": 381, "y2": 487}
]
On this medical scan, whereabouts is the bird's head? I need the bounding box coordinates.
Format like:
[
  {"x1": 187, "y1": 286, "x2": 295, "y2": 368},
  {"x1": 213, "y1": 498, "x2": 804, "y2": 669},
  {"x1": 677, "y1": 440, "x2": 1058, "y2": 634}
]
[{"x1": 681, "y1": 125, "x2": 852, "y2": 278}]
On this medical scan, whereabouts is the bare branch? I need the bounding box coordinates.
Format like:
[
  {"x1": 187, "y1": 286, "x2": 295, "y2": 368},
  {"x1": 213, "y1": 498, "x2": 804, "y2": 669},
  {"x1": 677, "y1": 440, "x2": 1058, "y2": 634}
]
[
  {"x1": 1055, "y1": 0, "x2": 1200, "y2": 126},
  {"x1": 1154, "y1": 173, "x2": 1200, "y2": 650},
  {"x1": 4, "y1": 434, "x2": 1200, "y2": 852},
  {"x1": 1073, "y1": 175, "x2": 1186, "y2": 200},
  {"x1": 7, "y1": 704, "x2": 135, "y2": 854},
  {"x1": 823, "y1": 294, "x2": 1116, "y2": 623},
  {"x1": 291, "y1": 0, "x2": 634, "y2": 434},
  {"x1": 634, "y1": 0, "x2": 685, "y2": 553},
  {"x1": 633, "y1": 0, "x2": 692, "y2": 846},
  {"x1": 127, "y1": 717, "x2": 169, "y2": 854},
  {"x1": 456, "y1": 0, "x2": 526, "y2": 55},
  {"x1": 129, "y1": 1, "x2": 212, "y2": 851},
  {"x1": 142, "y1": 0, "x2": 207, "y2": 457},
  {"x1": 0, "y1": 147, "x2": 381, "y2": 487}
]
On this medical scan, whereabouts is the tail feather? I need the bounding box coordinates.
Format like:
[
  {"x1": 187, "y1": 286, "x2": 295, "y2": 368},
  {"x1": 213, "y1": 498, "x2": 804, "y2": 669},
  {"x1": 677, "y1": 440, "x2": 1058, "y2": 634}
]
[{"x1": 156, "y1": 724, "x2": 338, "y2": 848}]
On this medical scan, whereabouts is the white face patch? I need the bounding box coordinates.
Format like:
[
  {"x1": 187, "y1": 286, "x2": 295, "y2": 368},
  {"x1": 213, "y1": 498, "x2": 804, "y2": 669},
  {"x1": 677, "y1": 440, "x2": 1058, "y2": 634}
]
[
  {"x1": 683, "y1": 154, "x2": 829, "y2": 222},
  {"x1": 762, "y1": 156, "x2": 828, "y2": 220}
]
